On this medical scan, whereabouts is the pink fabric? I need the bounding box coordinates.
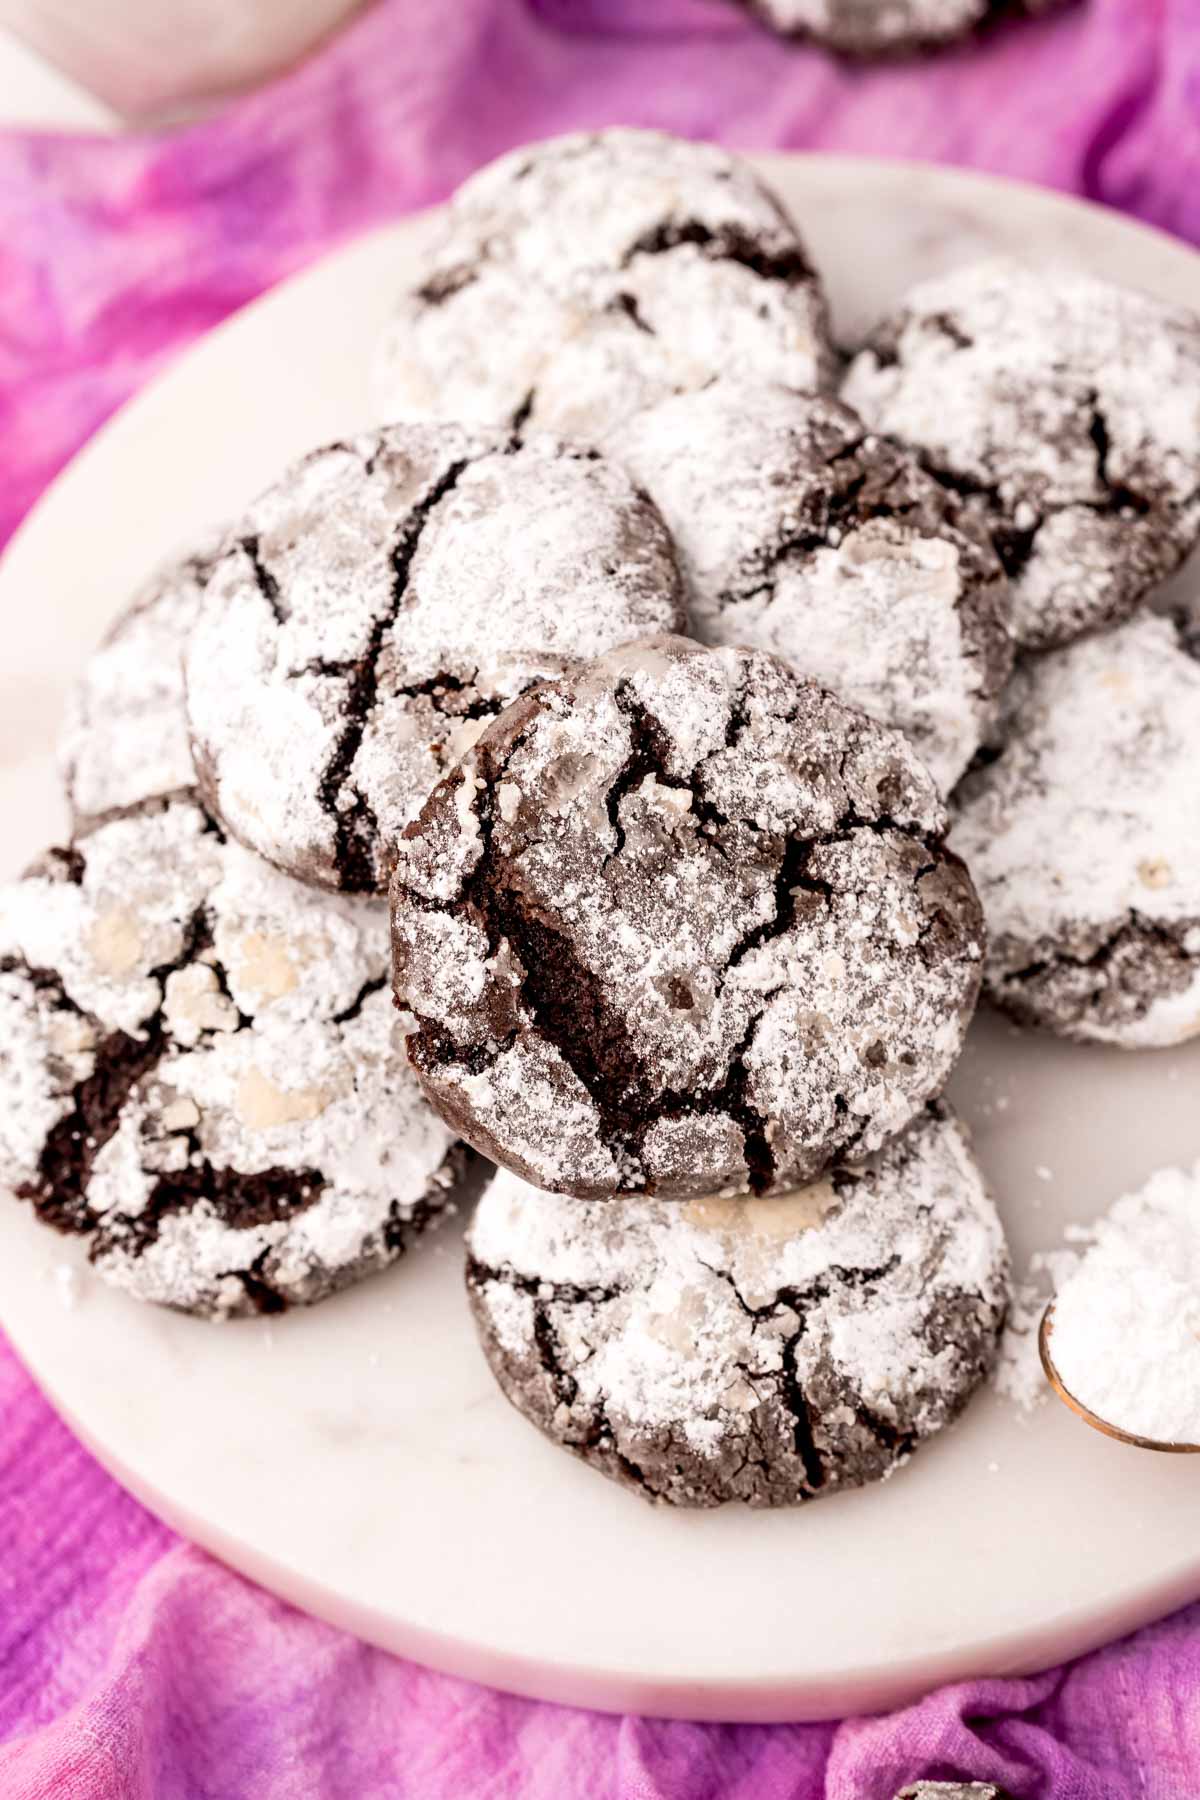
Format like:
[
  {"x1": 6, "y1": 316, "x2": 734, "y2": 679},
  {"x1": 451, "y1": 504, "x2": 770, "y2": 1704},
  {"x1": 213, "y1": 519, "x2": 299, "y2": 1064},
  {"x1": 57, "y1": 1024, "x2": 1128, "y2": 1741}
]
[{"x1": 1, "y1": 0, "x2": 1198, "y2": 1790}]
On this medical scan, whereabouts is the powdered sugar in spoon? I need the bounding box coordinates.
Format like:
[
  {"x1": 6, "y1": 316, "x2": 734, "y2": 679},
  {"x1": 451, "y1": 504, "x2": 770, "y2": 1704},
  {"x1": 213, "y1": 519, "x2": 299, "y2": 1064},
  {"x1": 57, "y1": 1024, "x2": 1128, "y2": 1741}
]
[{"x1": 1039, "y1": 1302, "x2": 1200, "y2": 1454}]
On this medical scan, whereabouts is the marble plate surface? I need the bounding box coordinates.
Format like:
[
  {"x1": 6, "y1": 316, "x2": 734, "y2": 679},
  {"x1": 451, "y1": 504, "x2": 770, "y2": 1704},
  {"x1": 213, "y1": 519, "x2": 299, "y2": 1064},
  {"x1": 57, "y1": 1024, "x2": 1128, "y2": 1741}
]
[{"x1": 2, "y1": 155, "x2": 1200, "y2": 1722}]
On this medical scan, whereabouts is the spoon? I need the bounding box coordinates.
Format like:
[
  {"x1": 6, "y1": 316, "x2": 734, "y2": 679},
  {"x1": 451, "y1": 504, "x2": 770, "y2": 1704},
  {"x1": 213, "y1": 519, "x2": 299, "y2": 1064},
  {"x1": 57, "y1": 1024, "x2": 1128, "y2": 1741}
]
[{"x1": 1038, "y1": 1301, "x2": 1200, "y2": 1455}]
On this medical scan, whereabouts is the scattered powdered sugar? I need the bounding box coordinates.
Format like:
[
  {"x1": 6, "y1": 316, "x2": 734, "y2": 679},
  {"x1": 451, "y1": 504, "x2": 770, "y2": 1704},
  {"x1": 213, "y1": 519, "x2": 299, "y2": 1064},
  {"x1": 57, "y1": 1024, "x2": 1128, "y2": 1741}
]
[
  {"x1": 186, "y1": 427, "x2": 683, "y2": 894},
  {"x1": 54, "y1": 1263, "x2": 84, "y2": 1311},
  {"x1": 372, "y1": 128, "x2": 831, "y2": 433},
  {"x1": 467, "y1": 1104, "x2": 1009, "y2": 1505},
  {"x1": 606, "y1": 380, "x2": 1011, "y2": 792},
  {"x1": 842, "y1": 259, "x2": 1200, "y2": 649},
  {"x1": 1045, "y1": 1162, "x2": 1200, "y2": 1444},
  {"x1": 394, "y1": 635, "x2": 985, "y2": 1200},
  {"x1": 992, "y1": 1249, "x2": 1081, "y2": 1413},
  {"x1": 59, "y1": 532, "x2": 223, "y2": 828},
  {"x1": 953, "y1": 612, "x2": 1200, "y2": 1046},
  {"x1": 0, "y1": 795, "x2": 466, "y2": 1315}
]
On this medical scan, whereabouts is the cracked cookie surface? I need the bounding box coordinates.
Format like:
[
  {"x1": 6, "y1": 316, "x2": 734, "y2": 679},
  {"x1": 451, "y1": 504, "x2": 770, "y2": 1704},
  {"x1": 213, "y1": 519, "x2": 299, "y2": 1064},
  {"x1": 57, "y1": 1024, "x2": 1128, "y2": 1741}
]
[
  {"x1": 466, "y1": 1103, "x2": 1008, "y2": 1507},
  {"x1": 842, "y1": 259, "x2": 1200, "y2": 649},
  {"x1": 391, "y1": 635, "x2": 985, "y2": 1199},
  {"x1": 607, "y1": 380, "x2": 1012, "y2": 793},
  {"x1": 742, "y1": 0, "x2": 1062, "y2": 55},
  {"x1": 60, "y1": 535, "x2": 222, "y2": 830},
  {"x1": 372, "y1": 128, "x2": 833, "y2": 440},
  {"x1": 184, "y1": 426, "x2": 685, "y2": 894},
  {"x1": 0, "y1": 796, "x2": 469, "y2": 1316},
  {"x1": 953, "y1": 612, "x2": 1200, "y2": 1047}
]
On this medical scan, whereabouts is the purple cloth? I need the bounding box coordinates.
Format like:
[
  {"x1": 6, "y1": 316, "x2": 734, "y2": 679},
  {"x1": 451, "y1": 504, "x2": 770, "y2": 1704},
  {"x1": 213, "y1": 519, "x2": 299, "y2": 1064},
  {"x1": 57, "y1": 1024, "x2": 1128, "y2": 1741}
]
[{"x1": 1, "y1": 0, "x2": 1198, "y2": 1791}]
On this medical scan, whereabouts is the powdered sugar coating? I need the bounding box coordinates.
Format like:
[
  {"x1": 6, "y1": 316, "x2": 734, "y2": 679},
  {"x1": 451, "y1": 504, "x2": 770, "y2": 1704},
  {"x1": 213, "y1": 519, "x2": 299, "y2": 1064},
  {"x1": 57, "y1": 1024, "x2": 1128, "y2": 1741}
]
[
  {"x1": 466, "y1": 1103, "x2": 1009, "y2": 1507},
  {"x1": 842, "y1": 259, "x2": 1200, "y2": 649},
  {"x1": 607, "y1": 381, "x2": 1012, "y2": 792},
  {"x1": 953, "y1": 613, "x2": 1200, "y2": 1046},
  {"x1": 185, "y1": 427, "x2": 685, "y2": 894},
  {"x1": 0, "y1": 951, "x2": 98, "y2": 1202},
  {"x1": 744, "y1": 0, "x2": 1058, "y2": 53},
  {"x1": 393, "y1": 635, "x2": 985, "y2": 1200},
  {"x1": 60, "y1": 536, "x2": 221, "y2": 828},
  {"x1": 372, "y1": 129, "x2": 832, "y2": 437},
  {"x1": 0, "y1": 797, "x2": 466, "y2": 1315}
]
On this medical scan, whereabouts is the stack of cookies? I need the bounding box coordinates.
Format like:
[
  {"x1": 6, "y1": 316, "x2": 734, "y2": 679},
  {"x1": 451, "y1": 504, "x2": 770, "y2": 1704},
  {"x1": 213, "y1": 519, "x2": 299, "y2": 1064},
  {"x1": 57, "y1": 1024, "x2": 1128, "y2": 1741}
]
[{"x1": 4, "y1": 129, "x2": 1199, "y2": 1513}]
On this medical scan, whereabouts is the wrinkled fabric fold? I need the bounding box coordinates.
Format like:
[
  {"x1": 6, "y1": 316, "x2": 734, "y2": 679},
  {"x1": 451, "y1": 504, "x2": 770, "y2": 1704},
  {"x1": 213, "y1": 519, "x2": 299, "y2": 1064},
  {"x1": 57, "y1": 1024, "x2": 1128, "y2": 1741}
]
[{"x1": 2, "y1": 0, "x2": 1198, "y2": 1792}]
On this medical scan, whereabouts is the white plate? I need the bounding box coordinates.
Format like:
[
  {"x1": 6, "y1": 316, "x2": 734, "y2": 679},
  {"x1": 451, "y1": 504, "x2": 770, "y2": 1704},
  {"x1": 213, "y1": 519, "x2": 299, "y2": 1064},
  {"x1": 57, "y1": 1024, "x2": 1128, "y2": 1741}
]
[{"x1": 3, "y1": 155, "x2": 1200, "y2": 1724}]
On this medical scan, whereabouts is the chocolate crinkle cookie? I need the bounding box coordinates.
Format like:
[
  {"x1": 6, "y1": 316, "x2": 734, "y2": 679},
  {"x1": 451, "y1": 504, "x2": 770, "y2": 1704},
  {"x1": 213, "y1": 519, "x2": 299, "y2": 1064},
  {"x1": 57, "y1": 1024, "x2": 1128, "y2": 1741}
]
[
  {"x1": 185, "y1": 426, "x2": 685, "y2": 895},
  {"x1": 742, "y1": 0, "x2": 1063, "y2": 57},
  {"x1": 894, "y1": 1786, "x2": 1014, "y2": 1800},
  {"x1": 392, "y1": 636, "x2": 985, "y2": 1200},
  {"x1": 953, "y1": 612, "x2": 1200, "y2": 1048},
  {"x1": 372, "y1": 129, "x2": 834, "y2": 441},
  {"x1": 466, "y1": 1104, "x2": 1009, "y2": 1507},
  {"x1": 0, "y1": 795, "x2": 469, "y2": 1316},
  {"x1": 60, "y1": 534, "x2": 222, "y2": 830},
  {"x1": 842, "y1": 259, "x2": 1200, "y2": 650},
  {"x1": 607, "y1": 380, "x2": 1012, "y2": 793}
]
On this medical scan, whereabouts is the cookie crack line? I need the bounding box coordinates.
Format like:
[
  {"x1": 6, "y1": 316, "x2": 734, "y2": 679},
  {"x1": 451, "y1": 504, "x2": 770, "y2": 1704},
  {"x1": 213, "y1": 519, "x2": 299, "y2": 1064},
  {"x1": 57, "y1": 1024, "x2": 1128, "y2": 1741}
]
[
  {"x1": 475, "y1": 683, "x2": 779, "y2": 1191},
  {"x1": 603, "y1": 688, "x2": 677, "y2": 861},
  {"x1": 285, "y1": 663, "x2": 502, "y2": 738},
  {"x1": 619, "y1": 217, "x2": 815, "y2": 287},
  {"x1": 471, "y1": 1256, "x2": 664, "y2": 1499},
  {"x1": 98, "y1": 1159, "x2": 329, "y2": 1261},
  {"x1": 656, "y1": 1012, "x2": 777, "y2": 1194},
  {"x1": 1173, "y1": 606, "x2": 1200, "y2": 663},
  {"x1": 717, "y1": 455, "x2": 916, "y2": 612},
  {"x1": 415, "y1": 263, "x2": 476, "y2": 308},
  {"x1": 927, "y1": 309, "x2": 974, "y2": 352},
  {"x1": 691, "y1": 1263, "x2": 831, "y2": 1492},
  {"x1": 330, "y1": 973, "x2": 389, "y2": 1026},
  {"x1": 779, "y1": 1327, "x2": 825, "y2": 1493},
  {"x1": 610, "y1": 291, "x2": 656, "y2": 336},
  {"x1": 233, "y1": 1246, "x2": 289, "y2": 1315},
  {"x1": 467, "y1": 1255, "x2": 624, "y2": 1311},
  {"x1": 917, "y1": 399, "x2": 1164, "y2": 584},
  {"x1": 240, "y1": 534, "x2": 286, "y2": 625},
  {"x1": 1086, "y1": 394, "x2": 1153, "y2": 517},
  {"x1": 720, "y1": 442, "x2": 995, "y2": 619},
  {"x1": 611, "y1": 681, "x2": 738, "y2": 850},
  {"x1": 706, "y1": 1254, "x2": 904, "y2": 1495},
  {"x1": 12, "y1": 903, "x2": 214, "y2": 1233},
  {"x1": 316, "y1": 456, "x2": 474, "y2": 892},
  {"x1": 700, "y1": 1256, "x2": 904, "y2": 1325},
  {"x1": 912, "y1": 461, "x2": 1039, "y2": 576},
  {"x1": 995, "y1": 909, "x2": 1200, "y2": 989},
  {"x1": 725, "y1": 837, "x2": 832, "y2": 972}
]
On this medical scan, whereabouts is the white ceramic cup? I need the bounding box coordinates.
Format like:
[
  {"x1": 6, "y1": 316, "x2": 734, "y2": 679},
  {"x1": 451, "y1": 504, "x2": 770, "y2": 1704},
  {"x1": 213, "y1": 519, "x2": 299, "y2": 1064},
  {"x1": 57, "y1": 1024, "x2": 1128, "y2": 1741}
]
[{"x1": 0, "y1": 0, "x2": 367, "y2": 122}]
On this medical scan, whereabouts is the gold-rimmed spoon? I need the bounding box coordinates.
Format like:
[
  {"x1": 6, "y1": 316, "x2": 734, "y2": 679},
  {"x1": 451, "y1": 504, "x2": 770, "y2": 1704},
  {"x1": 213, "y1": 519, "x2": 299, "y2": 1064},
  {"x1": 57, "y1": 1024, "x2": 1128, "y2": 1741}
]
[{"x1": 1039, "y1": 1301, "x2": 1200, "y2": 1455}]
